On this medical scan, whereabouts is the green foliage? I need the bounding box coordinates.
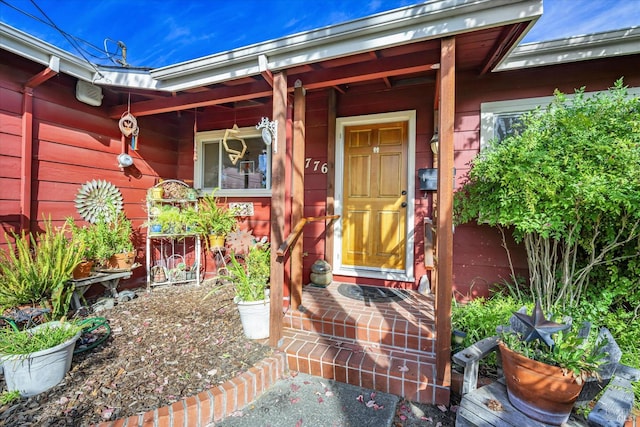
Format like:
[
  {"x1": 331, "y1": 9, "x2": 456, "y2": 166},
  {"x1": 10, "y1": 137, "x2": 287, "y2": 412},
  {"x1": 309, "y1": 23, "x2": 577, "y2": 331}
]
[
  {"x1": 500, "y1": 324, "x2": 606, "y2": 381},
  {"x1": 197, "y1": 192, "x2": 238, "y2": 237},
  {"x1": 452, "y1": 294, "x2": 528, "y2": 349},
  {"x1": 78, "y1": 209, "x2": 134, "y2": 267},
  {"x1": 0, "y1": 320, "x2": 81, "y2": 355},
  {"x1": 0, "y1": 390, "x2": 21, "y2": 405},
  {"x1": 455, "y1": 79, "x2": 640, "y2": 311},
  {"x1": 66, "y1": 217, "x2": 100, "y2": 261},
  {"x1": 0, "y1": 219, "x2": 84, "y2": 318},
  {"x1": 227, "y1": 243, "x2": 271, "y2": 302}
]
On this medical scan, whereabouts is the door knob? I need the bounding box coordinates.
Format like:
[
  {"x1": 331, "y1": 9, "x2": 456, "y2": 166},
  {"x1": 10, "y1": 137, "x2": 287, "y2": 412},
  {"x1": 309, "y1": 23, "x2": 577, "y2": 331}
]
[
  {"x1": 401, "y1": 190, "x2": 407, "y2": 195},
  {"x1": 401, "y1": 202, "x2": 407, "y2": 208}
]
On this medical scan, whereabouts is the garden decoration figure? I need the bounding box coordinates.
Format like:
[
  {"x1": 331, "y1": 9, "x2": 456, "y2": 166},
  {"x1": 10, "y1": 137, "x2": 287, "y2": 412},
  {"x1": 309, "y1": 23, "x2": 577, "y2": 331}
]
[{"x1": 512, "y1": 301, "x2": 570, "y2": 347}]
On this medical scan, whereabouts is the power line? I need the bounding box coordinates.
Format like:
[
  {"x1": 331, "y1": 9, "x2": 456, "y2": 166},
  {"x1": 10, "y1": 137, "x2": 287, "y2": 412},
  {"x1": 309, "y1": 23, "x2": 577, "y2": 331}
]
[{"x1": 2, "y1": 0, "x2": 128, "y2": 70}]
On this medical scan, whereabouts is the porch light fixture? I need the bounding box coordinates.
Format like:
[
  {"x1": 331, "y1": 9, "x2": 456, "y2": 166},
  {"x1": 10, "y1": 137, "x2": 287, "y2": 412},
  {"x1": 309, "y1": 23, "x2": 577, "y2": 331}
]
[{"x1": 430, "y1": 129, "x2": 439, "y2": 154}]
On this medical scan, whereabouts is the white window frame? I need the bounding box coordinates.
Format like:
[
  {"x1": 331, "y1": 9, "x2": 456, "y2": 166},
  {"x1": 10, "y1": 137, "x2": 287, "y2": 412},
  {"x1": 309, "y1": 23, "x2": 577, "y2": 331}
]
[
  {"x1": 194, "y1": 126, "x2": 272, "y2": 197},
  {"x1": 481, "y1": 87, "x2": 640, "y2": 149}
]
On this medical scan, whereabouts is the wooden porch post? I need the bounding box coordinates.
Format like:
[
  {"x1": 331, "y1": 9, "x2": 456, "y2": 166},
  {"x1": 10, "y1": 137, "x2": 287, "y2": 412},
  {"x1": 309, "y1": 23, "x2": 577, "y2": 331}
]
[
  {"x1": 435, "y1": 37, "x2": 455, "y2": 394},
  {"x1": 270, "y1": 71, "x2": 287, "y2": 347},
  {"x1": 20, "y1": 59, "x2": 59, "y2": 232},
  {"x1": 325, "y1": 89, "x2": 337, "y2": 262},
  {"x1": 291, "y1": 82, "x2": 306, "y2": 311}
]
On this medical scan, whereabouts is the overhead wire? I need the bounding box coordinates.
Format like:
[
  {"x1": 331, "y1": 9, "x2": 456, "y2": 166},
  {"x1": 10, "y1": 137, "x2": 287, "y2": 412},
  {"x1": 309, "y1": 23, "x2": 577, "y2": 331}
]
[{"x1": 1, "y1": 0, "x2": 130, "y2": 74}]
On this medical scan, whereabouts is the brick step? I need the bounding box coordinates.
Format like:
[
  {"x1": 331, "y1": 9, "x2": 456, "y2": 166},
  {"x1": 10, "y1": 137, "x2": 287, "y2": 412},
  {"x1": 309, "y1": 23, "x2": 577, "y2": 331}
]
[
  {"x1": 283, "y1": 298, "x2": 434, "y2": 354},
  {"x1": 279, "y1": 327, "x2": 439, "y2": 404}
]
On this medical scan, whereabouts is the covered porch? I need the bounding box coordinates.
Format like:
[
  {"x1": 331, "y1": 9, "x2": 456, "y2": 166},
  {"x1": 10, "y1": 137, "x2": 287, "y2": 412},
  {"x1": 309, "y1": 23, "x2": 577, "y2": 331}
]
[{"x1": 0, "y1": 0, "x2": 544, "y2": 407}]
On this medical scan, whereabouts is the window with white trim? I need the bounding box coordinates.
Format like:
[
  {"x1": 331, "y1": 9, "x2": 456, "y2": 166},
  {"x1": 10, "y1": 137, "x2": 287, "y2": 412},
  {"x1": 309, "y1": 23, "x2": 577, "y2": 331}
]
[
  {"x1": 194, "y1": 127, "x2": 271, "y2": 197},
  {"x1": 481, "y1": 87, "x2": 640, "y2": 148}
]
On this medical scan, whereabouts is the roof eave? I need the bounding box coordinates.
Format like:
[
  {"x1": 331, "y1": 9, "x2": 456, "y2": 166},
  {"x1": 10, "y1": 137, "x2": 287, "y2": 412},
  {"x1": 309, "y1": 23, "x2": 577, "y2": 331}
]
[
  {"x1": 495, "y1": 26, "x2": 640, "y2": 71},
  {"x1": 147, "y1": 0, "x2": 543, "y2": 92}
]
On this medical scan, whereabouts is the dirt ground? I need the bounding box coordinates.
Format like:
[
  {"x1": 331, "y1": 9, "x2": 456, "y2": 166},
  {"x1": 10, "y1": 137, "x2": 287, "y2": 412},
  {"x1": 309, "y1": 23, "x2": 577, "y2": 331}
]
[{"x1": 0, "y1": 281, "x2": 456, "y2": 426}]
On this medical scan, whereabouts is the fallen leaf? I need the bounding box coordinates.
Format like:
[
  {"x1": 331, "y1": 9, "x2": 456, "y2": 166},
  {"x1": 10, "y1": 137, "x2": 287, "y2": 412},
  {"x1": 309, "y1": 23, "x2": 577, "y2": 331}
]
[
  {"x1": 295, "y1": 419, "x2": 303, "y2": 427},
  {"x1": 290, "y1": 397, "x2": 301, "y2": 404},
  {"x1": 398, "y1": 365, "x2": 409, "y2": 372},
  {"x1": 291, "y1": 383, "x2": 301, "y2": 392},
  {"x1": 486, "y1": 399, "x2": 503, "y2": 411},
  {"x1": 318, "y1": 397, "x2": 324, "y2": 403},
  {"x1": 370, "y1": 392, "x2": 376, "y2": 399},
  {"x1": 356, "y1": 394, "x2": 364, "y2": 403},
  {"x1": 400, "y1": 414, "x2": 407, "y2": 421},
  {"x1": 366, "y1": 400, "x2": 376, "y2": 408},
  {"x1": 437, "y1": 404, "x2": 447, "y2": 412},
  {"x1": 436, "y1": 423, "x2": 442, "y2": 427},
  {"x1": 207, "y1": 369, "x2": 218, "y2": 376},
  {"x1": 325, "y1": 391, "x2": 334, "y2": 397}
]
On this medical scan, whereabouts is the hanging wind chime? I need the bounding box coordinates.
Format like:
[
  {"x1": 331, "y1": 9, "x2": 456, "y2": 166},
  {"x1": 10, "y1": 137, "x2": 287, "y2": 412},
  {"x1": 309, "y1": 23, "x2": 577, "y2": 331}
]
[{"x1": 117, "y1": 95, "x2": 139, "y2": 168}]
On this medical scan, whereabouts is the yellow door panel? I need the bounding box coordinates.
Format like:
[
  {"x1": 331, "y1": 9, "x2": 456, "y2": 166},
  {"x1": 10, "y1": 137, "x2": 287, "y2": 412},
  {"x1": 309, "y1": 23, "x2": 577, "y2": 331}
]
[
  {"x1": 342, "y1": 121, "x2": 408, "y2": 270},
  {"x1": 347, "y1": 155, "x2": 371, "y2": 197}
]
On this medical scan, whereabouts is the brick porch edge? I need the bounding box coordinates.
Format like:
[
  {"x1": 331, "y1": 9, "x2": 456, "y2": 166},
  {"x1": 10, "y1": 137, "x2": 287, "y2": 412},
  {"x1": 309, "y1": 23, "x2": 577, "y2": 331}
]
[{"x1": 94, "y1": 351, "x2": 287, "y2": 427}]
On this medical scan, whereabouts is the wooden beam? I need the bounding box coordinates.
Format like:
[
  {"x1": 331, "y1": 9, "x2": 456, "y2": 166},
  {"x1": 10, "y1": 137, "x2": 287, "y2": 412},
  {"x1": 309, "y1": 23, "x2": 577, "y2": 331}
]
[
  {"x1": 480, "y1": 22, "x2": 528, "y2": 76},
  {"x1": 325, "y1": 89, "x2": 337, "y2": 265},
  {"x1": 20, "y1": 87, "x2": 34, "y2": 232},
  {"x1": 291, "y1": 83, "x2": 306, "y2": 311},
  {"x1": 436, "y1": 36, "x2": 455, "y2": 398},
  {"x1": 25, "y1": 57, "x2": 59, "y2": 88},
  {"x1": 270, "y1": 71, "x2": 287, "y2": 347},
  {"x1": 259, "y1": 54, "x2": 274, "y2": 88},
  {"x1": 293, "y1": 53, "x2": 436, "y2": 91},
  {"x1": 108, "y1": 80, "x2": 273, "y2": 118}
]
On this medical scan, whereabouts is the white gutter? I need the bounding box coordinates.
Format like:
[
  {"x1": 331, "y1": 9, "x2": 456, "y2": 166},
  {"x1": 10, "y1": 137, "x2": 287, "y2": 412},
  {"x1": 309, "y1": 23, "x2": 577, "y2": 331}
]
[
  {"x1": 0, "y1": 22, "x2": 97, "y2": 82},
  {"x1": 495, "y1": 26, "x2": 640, "y2": 71}
]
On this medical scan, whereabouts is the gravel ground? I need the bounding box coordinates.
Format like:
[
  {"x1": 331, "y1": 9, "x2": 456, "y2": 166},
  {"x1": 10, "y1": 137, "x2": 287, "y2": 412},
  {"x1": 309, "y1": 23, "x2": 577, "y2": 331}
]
[
  {"x1": 0, "y1": 281, "x2": 273, "y2": 426},
  {"x1": 0, "y1": 281, "x2": 457, "y2": 426}
]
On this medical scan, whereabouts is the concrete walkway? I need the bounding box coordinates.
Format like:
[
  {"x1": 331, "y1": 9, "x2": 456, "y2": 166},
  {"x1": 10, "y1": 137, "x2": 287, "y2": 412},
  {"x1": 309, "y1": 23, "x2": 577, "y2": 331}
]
[{"x1": 215, "y1": 372, "x2": 400, "y2": 427}]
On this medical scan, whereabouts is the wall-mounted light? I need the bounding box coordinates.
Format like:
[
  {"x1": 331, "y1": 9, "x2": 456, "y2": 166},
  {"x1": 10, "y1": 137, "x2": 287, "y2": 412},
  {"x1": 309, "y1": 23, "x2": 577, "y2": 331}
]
[
  {"x1": 430, "y1": 129, "x2": 439, "y2": 155},
  {"x1": 117, "y1": 153, "x2": 134, "y2": 168}
]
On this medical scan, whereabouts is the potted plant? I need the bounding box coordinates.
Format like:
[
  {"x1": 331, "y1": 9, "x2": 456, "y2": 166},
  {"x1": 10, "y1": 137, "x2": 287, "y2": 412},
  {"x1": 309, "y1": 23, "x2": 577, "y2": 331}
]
[
  {"x1": 212, "y1": 237, "x2": 270, "y2": 339},
  {"x1": 87, "y1": 209, "x2": 135, "y2": 269},
  {"x1": 195, "y1": 192, "x2": 237, "y2": 249},
  {"x1": 498, "y1": 302, "x2": 607, "y2": 425},
  {"x1": 0, "y1": 319, "x2": 82, "y2": 396},
  {"x1": 66, "y1": 217, "x2": 100, "y2": 278},
  {"x1": 0, "y1": 218, "x2": 84, "y2": 319}
]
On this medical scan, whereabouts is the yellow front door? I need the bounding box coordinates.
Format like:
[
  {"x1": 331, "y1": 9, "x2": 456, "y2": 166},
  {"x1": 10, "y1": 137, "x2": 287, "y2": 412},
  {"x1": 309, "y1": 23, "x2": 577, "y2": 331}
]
[{"x1": 342, "y1": 121, "x2": 408, "y2": 270}]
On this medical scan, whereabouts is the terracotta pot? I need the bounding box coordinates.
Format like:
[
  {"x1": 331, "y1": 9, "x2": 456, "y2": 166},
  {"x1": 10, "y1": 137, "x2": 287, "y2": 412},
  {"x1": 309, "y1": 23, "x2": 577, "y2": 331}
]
[
  {"x1": 499, "y1": 342, "x2": 584, "y2": 425},
  {"x1": 107, "y1": 251, "x2": 135, "y2": 269},
  {"x1": 72, "y1": 261, "x2": 94, "y2": 279}
]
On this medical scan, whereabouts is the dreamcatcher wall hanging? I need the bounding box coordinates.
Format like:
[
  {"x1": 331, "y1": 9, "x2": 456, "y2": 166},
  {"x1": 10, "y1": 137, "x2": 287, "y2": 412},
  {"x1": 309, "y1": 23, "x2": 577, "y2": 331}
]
[{"x1": 118, "y1": 94, "x2": 140, "y2": 150}]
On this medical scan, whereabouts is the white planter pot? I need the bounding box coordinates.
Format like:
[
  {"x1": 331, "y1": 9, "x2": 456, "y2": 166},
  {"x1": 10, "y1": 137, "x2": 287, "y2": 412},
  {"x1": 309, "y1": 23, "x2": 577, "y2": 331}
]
[
  {"x1": 1, "y1": 321, "x2": 81, "y2": 397},
  {"x1": 236, "y1": 299, "x2": 270, "y2": 339}
]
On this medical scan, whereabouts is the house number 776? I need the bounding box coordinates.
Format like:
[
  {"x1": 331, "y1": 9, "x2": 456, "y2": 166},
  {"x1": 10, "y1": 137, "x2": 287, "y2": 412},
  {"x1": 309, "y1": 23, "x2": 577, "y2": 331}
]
[{"x1": 305, "y1": 158, "x2": 328, "y2": 174}]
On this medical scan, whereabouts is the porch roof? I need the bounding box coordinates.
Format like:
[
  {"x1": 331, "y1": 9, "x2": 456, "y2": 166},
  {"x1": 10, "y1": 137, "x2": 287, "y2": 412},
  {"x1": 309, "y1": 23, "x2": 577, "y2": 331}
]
[{"x1": 2, "y1": 0, "x2": 542, "y2": 116}]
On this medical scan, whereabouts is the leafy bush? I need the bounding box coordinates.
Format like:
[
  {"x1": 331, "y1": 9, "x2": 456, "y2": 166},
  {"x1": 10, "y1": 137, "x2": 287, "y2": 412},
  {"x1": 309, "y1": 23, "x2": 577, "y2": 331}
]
[
  {"x1": 452, "y1": 294, "x2": 528, "y2": 349},
  {"x1": 0, "y1": 219, "x2": 84, "y2": 317},
  {"x1": 456, "y1": 79, "x2": 640, "y2": 312}
]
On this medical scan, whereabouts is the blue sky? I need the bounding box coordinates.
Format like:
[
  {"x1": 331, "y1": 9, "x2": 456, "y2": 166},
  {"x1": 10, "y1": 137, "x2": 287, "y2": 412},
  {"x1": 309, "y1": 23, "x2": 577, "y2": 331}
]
[{"x1": 1, "y1": 0, "x2": 638, "y2": 69}]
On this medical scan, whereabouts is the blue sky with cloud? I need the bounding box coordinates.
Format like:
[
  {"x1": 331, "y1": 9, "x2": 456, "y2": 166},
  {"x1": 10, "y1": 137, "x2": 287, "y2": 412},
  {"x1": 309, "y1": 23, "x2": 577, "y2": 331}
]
[{"x1": 1, "y1": 0, "x2": 638, "y2": 68}]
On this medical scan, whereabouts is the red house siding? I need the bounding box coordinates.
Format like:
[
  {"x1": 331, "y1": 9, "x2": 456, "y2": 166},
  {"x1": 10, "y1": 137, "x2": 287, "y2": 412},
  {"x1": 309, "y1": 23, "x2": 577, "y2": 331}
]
[
  {"x1": 2, "y1": 47, "x2": 639, "y2": 301},
  {"x1": 0, "y1": 51, "x2": 181, "y2": 287}
]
